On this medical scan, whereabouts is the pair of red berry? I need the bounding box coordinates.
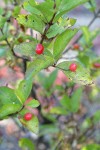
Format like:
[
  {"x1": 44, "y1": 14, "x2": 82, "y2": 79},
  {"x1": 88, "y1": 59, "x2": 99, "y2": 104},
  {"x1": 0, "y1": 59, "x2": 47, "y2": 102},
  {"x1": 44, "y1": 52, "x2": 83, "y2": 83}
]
[{"x1": 36, "y1": 44, "x2": 77, "y2": 72}]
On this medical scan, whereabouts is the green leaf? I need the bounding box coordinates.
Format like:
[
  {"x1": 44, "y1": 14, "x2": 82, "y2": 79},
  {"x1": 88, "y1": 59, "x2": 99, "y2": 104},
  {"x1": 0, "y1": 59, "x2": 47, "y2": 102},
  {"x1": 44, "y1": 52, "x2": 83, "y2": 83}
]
[
  {"x1": 23, "y1": 1, "x2": 49, "y2": 23},
  {"x1": 28, "y1": 0, "x2": 36, "y2": 7},
  {"x1": 54, "y1": 0, "x2": 88, "y2": 21},
  {"x1": 0, "y1": 87, "x2": 21, "y2": 105},
  {"x1": 58, "y1": 17, "x2": 77, "y2": 28},
  {"x1": 25, "y1": 53, "x2": 55, "y2": 79},
  {"x1": 60, "y1": 94, "x2": 71, "y2": 109},
  {"x1": 46, "y1": 23, "x2": 64, "y2": 39},
  {"x1": 71, "y1": 88, "x2": 82, "y2": 112},
  {"x1": 17, "y1": 14, "x2": 44, "y2": 33},
  {"x1": 0, "y1": 34, "x2": 7, "y2": 41},
  {"x1": 0, "y1": 104, "x2": 21, "y2": 120},
  {"x1": 53, "y1": 29, "x2": 78, "y2": 60},
  {"x1": 60, "y1": 88, "x2": 82, "y2": 112},
  {"x1": 2, "y1": 22, "x2": 9, "y2": 37},
  {"x1": 35, "y1": 1, "x2": 54, "y2": 22},
  {"x1": 81, "y1": 26, "x2": 91, "y2": 44},
  {"x1": 19, "y1": 138, "x2": 35, "y2": 150},
  {"x1": 81, "y1": 27, "x2": 100, "y2": 46},
  {"x1": 0, "y1": 87, "x2": 22, "y2": 119},
  {"x1": 93, "y1": 110, "x2": 100, "y2": 124},
  {"x1": 13, "y1": 6, "x2": 21, "y2": 18},
  {"x1": 68, "y1": 18, "x2": 77, "y2": 26},
  {"x1": 57, "y1": 61, "x2": 93, "y2": 85},
  {"x1": 15, "y1": 78, "x2": 33, "y2": 104},
  {"x1": 82, "y1": 144, "x2": 100, "y2": 150},
  {"x1": 50, "y1": 107, "x2": 68, "y2": 115},
  {"x1": 0, "y1": 8, "x2": 4, "y2": 15},
  {"x1": 40, "y1": 124, "x2": 59, "y2": 136},
  {"x1": 20, "y1": 115, "x2": 39, "y2": 134},
  {"x1": 23, "y1": 1, "x2": 42, "y2": 16},
  {"x1": 0, "y1": 15, "x2": 6, "y2": 28},
  {"x1": 84, "y1": 0, "x2": 96, "y2": 12},
  {"x1": 26, "y1": 99, "x2": 40, "y2": 108},
  {"x1": 15, "y1": 34, "x2": 34, "y2": 44},
  {"x1": 38, "y1": 70, "x2": 57, "y2": 90},
  {"x1": 14, "y1": 41, "x2": 36, "y2": 59},
  {"x1": 90, "y1": 28, "x2": 100, "y2": 41},
  {"x1": 18, "y1": 108, "x2": 39, "y2": 134},
  {"x1": 0, "y1": 47, "x2": 7, "y2": 57},
  {"x1": 5, "y1": 11, "x2": 12, "y2": 19},
  {"x1": 78, "y1": 55, "x2": 90, "y2": 67},
  {"x1": 45, "y1": 69, "x2": 58, "y2": 89}
]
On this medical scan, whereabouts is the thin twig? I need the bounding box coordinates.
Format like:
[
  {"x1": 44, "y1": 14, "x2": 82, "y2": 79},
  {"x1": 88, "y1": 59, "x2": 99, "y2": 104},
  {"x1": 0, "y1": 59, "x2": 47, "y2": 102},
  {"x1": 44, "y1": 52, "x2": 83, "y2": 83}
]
[
  {"x1": 89, "y1": 0, "x2": 96, "y2": 16},
  {"x1": 0, "y1": 28, "x2": 12, "y2": 49},
  {"x1": 77, "y1": 124, "x2": 94, "y2": 141},
  {"x1": 0, "y1": 28, "x2": 31, "y2": 62},
  {"x1": 63, "y1": 9, "x2": 100, "y2": 54}
]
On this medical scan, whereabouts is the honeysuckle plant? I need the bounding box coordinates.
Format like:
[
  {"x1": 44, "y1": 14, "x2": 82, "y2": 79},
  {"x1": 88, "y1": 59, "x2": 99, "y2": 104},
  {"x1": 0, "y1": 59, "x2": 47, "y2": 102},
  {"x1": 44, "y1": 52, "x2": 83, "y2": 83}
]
[{"x1": 0, "y1": 0, "x2": 100, "y2": 149}]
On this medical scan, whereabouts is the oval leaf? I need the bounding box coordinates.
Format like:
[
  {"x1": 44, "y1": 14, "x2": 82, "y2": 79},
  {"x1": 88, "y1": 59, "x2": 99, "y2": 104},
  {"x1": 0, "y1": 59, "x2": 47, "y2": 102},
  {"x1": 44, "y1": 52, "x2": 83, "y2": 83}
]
[
  {"x1": 53, "y1": 29, "x2": 78, "y2": 60},
  {"x1": 57, "y1": 61, "x2": 93, "y2": 85},
  {"x1": 14, "y1": 42, "x2": 36, "y2": 59},
  {"x1": 26, "y1": 99, "x2": 40, "y2": 108},
  {"x1": 0, "y1": 104, "x2": 22, "y2": 120},
  {"x1": 20, "y1": 116, "x2": 39, "y2": 134}
]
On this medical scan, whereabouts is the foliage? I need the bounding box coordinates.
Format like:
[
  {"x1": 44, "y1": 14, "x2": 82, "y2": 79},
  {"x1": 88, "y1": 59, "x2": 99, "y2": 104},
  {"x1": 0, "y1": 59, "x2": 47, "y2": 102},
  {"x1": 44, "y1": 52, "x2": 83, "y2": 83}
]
[
  {"x1": 0, "y1": 0, "x2": 100, "y2": 149},
  {"x1": 19, "y1": 138, "x2": 35, "y2": 150}
]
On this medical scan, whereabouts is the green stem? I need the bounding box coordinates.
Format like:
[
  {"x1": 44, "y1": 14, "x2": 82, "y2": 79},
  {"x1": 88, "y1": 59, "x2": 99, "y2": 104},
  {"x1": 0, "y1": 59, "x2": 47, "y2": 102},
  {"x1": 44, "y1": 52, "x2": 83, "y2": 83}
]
[
  {"x1": 55, "y1": 66, "x2": 69, "y2": 72},
  {"x1": 40, "y1": 1, "x2": 56, "y2": 44}
]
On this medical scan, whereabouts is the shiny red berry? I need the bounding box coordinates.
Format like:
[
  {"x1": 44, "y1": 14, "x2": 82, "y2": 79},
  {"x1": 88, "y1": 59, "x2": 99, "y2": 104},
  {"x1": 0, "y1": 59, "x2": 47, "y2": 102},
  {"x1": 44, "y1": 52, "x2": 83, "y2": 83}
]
[
  {"x1": 24, "y1": 113, "x2": 33, "y2": 121},
  {"x1": 36, "y1": 44, "x2": 44, "y2": 55},
  {"x1": 73, "y1": 43, "x2": 80, "y2": 50},
  {"x1": 69, "y1": 63, "x2": 77, "y2": 72},
  {"x1": 93, "y1": 63, "x2": 100, "y2": 69}
]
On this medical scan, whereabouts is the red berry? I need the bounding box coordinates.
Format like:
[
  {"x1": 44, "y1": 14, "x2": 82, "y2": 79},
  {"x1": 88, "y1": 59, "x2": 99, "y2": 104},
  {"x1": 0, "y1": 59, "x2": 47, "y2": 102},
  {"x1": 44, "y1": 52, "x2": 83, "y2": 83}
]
[
  {"x1": 93, "y1": 63, "x2": 100, "y2": 69},
  {"x1": 73, "y1": 43, "x2": 80, "y2": 50},
  {"x1": 36, "y1": 44, "x2": 44, "y2": 55},
  {"x1": 69, "y1": 63, "x2": 77, "y2": 72},
  {"x1": 24, "y1": 113, "x2": 33, "y2": 121}
]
